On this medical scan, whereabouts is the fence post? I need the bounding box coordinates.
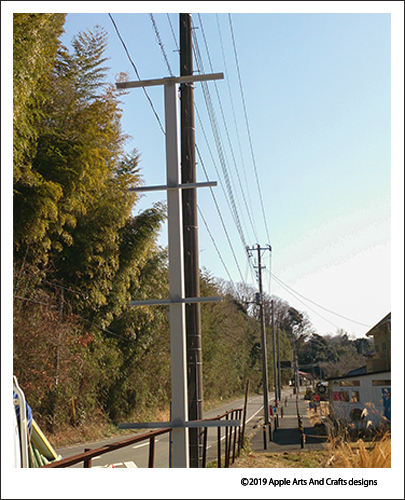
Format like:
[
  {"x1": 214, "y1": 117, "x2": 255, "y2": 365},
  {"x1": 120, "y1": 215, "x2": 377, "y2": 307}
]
[
  {"x1": 83, "y1": 448, "x2": 92, "y2": 468},
  {"x1": 202, "y1": 427, "x2": 208, "y2": 468},
  {"x1": 232, "y1": 411, "x2": 238, "y2": 464},
  {"x1": 225, "y1": 414, "x2": 229, "y2": 467},
  {"x1": 237, "y1": 409, "x2": 242, "y2": 457},
  {"x1": 240, "y1": 380, "x2": 249, "y2": 449},
  {"x1": 148, "y1": 436, "x2": 156, "y2": 468},
  {"x1": 217, "y1": 424, "x2": 221, "y2": 468}
]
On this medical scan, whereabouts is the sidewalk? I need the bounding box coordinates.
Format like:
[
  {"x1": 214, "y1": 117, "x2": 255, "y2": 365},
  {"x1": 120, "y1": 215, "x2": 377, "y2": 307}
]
[{"x1": 249, "y1": 392, "x2": 328, "y2": 453}]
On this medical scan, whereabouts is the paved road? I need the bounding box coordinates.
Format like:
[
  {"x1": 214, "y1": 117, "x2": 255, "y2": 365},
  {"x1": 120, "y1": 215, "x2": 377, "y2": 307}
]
[{"x1": 55, "y1": 391, "x2": 279, "y2": 468}]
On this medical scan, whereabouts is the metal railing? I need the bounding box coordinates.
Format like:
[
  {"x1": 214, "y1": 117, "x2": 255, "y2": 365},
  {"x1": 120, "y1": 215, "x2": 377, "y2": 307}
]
[
  {"x1": 203, "y1": 408, "x2": 244, "y2": 468},
  {"x1": 40, "y1": 427, "x2": 170, "y2": 468},
  {"x1": 40, "y1": 408, "x2": 245, "y2": 468}
]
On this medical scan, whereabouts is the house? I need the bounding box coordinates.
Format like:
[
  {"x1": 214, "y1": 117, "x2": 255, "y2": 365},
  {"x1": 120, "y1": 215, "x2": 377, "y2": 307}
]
[
  {"x1": 327, "y1": 313, "x2": 391, "y2": 429},
  {"x1": 365, "y1": 312, "x2": 391, "y2": 373}
]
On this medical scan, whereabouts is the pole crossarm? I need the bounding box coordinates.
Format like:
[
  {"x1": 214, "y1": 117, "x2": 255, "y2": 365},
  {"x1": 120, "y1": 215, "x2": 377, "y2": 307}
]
[
  {"x1": 116, "y1": 72, "x2": 224, "y2": 90},
  {"x1": 130, "y1": 296, "x2": 222, "y2": 307},
  {"x1": 118, "y1": 419, "x2": 241, "y2": 430},
  {"x1": 129, "y1": 181, "x2": 217, "y2": 193}
]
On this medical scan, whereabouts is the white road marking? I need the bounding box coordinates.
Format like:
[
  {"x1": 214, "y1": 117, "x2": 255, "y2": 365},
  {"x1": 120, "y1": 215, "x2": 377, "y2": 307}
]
[
  {"x1": 124, "y1": 461, "x2": 138, "y2": 468},
  {"x1": 132, "y1": 442, "x2": 149, "y2": 449},
  {"x1": 246, "y1": 405, "x2": 264, "y2": 424}
]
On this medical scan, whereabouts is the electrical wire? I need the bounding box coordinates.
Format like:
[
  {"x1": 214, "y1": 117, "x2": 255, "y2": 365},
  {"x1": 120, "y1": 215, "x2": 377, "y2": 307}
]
[
  {"x1": 264, "y1": 270, "x2": 342, "y2": 330},
  {"x1": 215, "y1": 14, "x2": 259, "y2": 243},
  {"x1": 108, "y1": 13, "x2": 166, "y2": 135},
  {"x1": 196, "y1": 143, "x2": 245, "y2": 282},
  {"x1": 192, "y1": 24, "x2": 255, "y2": 283},
  {"x1": 197, "y1": 13, "x2": 259, "y2": 244},
  {"x1": 265, "y1": 269, "x2": 371, "y2": 328},
  {"x1": 111, "y1": 12, "x2": 258, "y2": 287},
  {"x1": 228, "y1": 14, "x2": 272, "y2": 248},
  {"x1": 149, "y1": 13, "x2": 174, "y2": 77},
  {"x1": 197, "y1": 205, "x2": 237, "y2": 290},
  {"x1": 161, "y1": 13, "x2": 248, "y2": 283}
]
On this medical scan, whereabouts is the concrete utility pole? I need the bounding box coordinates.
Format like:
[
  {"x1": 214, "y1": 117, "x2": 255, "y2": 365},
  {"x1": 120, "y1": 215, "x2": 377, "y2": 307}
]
[
  {"x1": 249, "y1": 244, "x2": 271, "y2": 444},
  {"x1": 180, "y1": 13, "x2": 203, "y2": 468}
]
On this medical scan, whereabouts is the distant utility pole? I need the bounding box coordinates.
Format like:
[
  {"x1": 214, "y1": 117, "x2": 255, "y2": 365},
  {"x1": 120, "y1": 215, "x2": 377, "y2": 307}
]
[
  {"x1": 271, "y1": 300, "x2": 278, "y2": 409},
  {"x1": 277, "y1": 320, "x2": 282, "y2": 401},
  {"x1": 180, "y1": 13, "x2": 203, "y2": 468},
  {"x1": 249, "y1": 244, "x2": 271, "y2": 443}
]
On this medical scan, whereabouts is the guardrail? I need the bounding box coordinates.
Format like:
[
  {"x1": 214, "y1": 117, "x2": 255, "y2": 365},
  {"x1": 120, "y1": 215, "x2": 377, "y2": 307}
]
[{"x1": 40, "y1": 408, "x2": 244, "y2": 468}]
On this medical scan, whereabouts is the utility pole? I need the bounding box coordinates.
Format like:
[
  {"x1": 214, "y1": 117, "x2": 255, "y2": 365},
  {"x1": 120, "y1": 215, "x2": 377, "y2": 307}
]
[
  {"x1": 180, "y1": 13, "x2": 203, "y2": 468},
  {"x1": 276, "y1": 318, "x2": 282, "y2": 401},
  {"x1": 249, "y1": 244, "x2": 271, "y2": 444},
  {"x1": 271, "y1": 300, "x2": 278, "y2": 425},
  {"x1": 115, "y1": 56, "x2": 225, "y2": 470}
]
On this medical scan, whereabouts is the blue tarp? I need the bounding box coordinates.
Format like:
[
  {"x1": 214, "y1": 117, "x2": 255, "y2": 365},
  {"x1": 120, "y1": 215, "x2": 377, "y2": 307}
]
[{"x1": 13, "y1": 390, "x2": 33, "y2": 433}]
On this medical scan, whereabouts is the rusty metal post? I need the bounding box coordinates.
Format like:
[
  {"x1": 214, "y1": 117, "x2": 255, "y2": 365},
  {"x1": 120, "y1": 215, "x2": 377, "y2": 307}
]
[
  {"x1": 232, "y1": 412, "x2": 238, "y2": 464},
  {"x1": 225, "y1": 413, "x2": 229, "y2": 467},
  {"x1": 237, "y1": 409, "x2": 242, "y2": 456},
  {"x1": 240, "y1": 380, "x2": 249, "y2": 449},
  {"x1": 202, "y1": 427, "x2": 208, "y2": 468},
  {"x1": 217, "y1": 424, "x2": 221, "y2": 468},
  {"x1": 263, "y1": 424, "x2": 267, "y2": 449},
  {"x1": 148, "y1": 436, "x2": 156, "y2": 468},
  {"x1": 83, "y1": 448, "x2": 92, "y2": 468}
]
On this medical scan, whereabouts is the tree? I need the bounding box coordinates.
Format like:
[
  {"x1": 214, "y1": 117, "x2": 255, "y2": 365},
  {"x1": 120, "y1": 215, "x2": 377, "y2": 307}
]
[
  {"x1": 13, "y1": 14, "x2": 66, "y2": 185},
  {"x1": 13, "y1": 20, "x2": 168, "y2": 429}
]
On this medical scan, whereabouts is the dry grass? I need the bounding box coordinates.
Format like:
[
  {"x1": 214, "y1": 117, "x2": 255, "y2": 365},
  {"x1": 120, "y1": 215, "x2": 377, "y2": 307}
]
[
  {"x1": 231, "y1": 430, "x2": 391, "y2": 469},
  {"x1": 307, "y1": 402, "x2": 330, "y2": 425},
  {"x1": 324, "y1": 432, "x2": 391, "y2": 468},
  {"x1": 231, "y1": 450, "x2": 329, "y2": 468}
]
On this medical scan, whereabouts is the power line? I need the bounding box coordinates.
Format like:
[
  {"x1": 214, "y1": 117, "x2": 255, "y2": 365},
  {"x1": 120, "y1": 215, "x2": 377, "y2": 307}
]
[
  {"x1": 111, "y1": 13, "x2": 255, "y2": 287},
  {"x1": 197, "y1": 14, "x2": 259, "y2": 244},
  {"x1": 228, "y1": 14, "x2": 272, "y2": 248},
  {"x1": 149, "y1": 13, "x2": 174, "y2": 77},
  {"x1": 197, "y1": 204, "x2": 237, "y2": 290},
  {"x1": 215, "y1": 14, "x2": 259, "y2": 242},
  {"x1": 266, "y1": 269, "x2": 371, "y2": 328},
  {"x1": 265, "y1": 271, "x2": 341, "y2": 330},
  {"x1": 196, "y1": 144, "x2": 245, "y2": 282},
  {"x1": 166, "y1": 14, "x2": 179, "y2": 51},
  {"x1": 192, "y1": 24, "x2": 253, "y2": 275},
  {"x1": 158, "y1": 13, "x2": 247, "y2": 283},
  {"x1": 108, "y1": 13, "x2": 165, "y2": 135}
]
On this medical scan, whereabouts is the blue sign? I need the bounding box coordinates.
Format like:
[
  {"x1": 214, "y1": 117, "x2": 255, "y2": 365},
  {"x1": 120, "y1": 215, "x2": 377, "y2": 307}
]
[{"x1": 382, "y1": 388, "x2": 391, "y2": 422}]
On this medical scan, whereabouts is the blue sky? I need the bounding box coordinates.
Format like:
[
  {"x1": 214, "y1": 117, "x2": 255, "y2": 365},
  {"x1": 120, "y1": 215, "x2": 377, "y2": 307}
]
[
  {"x1": 57, "y1": 7, "x2": 398, "y2": 339},
  {"x1": 3, "y1": 3, "x2": 402, "y2": 340}
]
